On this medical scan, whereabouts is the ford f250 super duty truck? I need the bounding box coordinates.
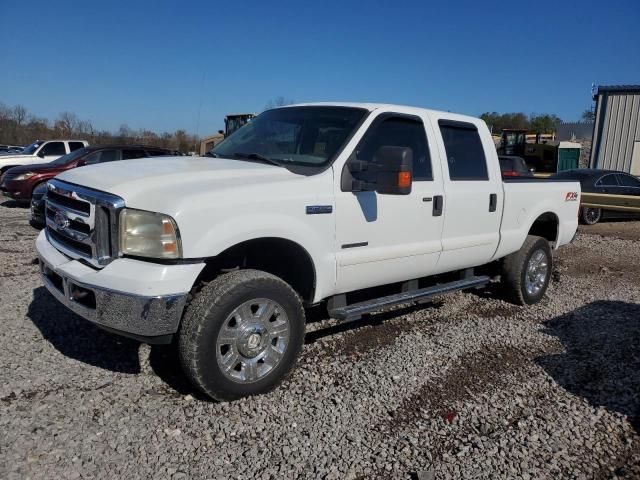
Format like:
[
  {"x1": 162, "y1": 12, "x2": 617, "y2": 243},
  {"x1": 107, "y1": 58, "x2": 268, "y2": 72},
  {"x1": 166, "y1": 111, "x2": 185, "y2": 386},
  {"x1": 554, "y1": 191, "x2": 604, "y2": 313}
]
[{"x1": 35, "y1": 103, "x2": 580, "y2": 401}]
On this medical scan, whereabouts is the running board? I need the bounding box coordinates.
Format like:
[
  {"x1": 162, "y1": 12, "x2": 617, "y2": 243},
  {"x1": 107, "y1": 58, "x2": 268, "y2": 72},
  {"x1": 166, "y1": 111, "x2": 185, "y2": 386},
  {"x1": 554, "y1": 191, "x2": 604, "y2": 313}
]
[{"x1": 328, "y1": 276, "x2": 490, "y2": 321}]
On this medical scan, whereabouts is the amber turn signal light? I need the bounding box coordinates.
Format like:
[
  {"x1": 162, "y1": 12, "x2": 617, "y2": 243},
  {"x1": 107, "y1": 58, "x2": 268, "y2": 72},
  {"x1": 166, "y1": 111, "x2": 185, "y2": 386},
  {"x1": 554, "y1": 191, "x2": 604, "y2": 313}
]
[{"x1": 398, "y1": 171, "x2": 412, "y2": 188}]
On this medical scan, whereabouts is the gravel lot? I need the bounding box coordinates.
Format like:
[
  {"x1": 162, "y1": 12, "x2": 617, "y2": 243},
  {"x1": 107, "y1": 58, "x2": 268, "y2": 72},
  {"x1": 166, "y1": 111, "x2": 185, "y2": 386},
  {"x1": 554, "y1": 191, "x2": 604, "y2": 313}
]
[{"x1": 1, "y1": 199, "x2": 639, "y2": 479}]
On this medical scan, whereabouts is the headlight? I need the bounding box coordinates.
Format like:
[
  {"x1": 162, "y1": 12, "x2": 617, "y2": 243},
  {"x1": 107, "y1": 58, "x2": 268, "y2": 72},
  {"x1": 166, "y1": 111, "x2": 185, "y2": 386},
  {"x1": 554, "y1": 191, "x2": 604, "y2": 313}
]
[
  {"x1": 119, "y1": 209, "x2": 182, "y2": 259},
  {"x1": 15, "y1": 172, "x2": 36, "y2": 180}
]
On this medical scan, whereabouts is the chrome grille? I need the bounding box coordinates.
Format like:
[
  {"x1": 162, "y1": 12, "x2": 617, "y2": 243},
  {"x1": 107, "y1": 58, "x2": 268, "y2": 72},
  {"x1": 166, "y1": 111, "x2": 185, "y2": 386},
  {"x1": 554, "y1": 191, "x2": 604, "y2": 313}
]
[{"x1": 45, "y1": 179, "x2": 125, "y2": 268}]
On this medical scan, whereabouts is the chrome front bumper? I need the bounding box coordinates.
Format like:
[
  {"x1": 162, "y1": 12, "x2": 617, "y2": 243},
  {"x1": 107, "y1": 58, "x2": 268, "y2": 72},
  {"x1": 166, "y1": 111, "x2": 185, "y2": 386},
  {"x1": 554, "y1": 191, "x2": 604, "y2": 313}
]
[{"x1": 39, "y1": 257, "x2": 188, "y2": 343}]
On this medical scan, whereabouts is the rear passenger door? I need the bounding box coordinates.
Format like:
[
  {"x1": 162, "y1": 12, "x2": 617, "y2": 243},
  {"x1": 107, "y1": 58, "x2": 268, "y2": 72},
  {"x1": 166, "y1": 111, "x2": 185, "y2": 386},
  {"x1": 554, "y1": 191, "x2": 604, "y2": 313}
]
[{"x1": 436, "y1": 119, "x2": 503, "y2": 271}]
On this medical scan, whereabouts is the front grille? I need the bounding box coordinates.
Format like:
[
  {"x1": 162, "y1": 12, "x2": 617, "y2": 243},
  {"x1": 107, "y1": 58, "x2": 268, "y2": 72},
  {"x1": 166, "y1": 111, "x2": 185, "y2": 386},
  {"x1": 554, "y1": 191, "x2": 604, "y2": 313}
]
[
  {"x1": 45, "y1": 179, "x2": 125, "y2": 268},
  {"x1": 47, "y1": 190, "x2": 91, "y2": 214}
]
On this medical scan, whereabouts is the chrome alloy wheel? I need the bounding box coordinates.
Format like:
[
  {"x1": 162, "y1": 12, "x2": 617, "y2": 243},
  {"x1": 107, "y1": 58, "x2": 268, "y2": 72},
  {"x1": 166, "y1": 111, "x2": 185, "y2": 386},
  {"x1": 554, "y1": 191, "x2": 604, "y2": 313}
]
[
  {"x1": 216, "y1": 298, "x2": 290, "y2": 383},
  {"x1": 524, "y1": 249, "x2": 549, "y2": 296}
]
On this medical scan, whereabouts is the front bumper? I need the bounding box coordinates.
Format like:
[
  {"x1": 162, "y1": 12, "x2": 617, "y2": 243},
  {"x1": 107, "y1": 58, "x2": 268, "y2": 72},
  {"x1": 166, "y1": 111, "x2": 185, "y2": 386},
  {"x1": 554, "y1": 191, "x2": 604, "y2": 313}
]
[
  {"x1": 36, "y1": 231, "x2": 205, "y2": 343},
  {"x1": 0, "y1": 179, "x2": 29, "y2": 199}
]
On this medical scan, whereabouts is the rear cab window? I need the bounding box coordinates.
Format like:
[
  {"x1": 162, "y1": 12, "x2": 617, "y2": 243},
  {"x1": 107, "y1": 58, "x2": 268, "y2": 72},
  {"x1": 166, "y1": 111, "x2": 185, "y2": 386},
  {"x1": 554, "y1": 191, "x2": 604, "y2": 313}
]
[
  {"x1": 122, "y1": 149, "x2": 146, "y2": 160},
  {"x1": 438, "y1": 120, "x2": 488, "y2": 181}
]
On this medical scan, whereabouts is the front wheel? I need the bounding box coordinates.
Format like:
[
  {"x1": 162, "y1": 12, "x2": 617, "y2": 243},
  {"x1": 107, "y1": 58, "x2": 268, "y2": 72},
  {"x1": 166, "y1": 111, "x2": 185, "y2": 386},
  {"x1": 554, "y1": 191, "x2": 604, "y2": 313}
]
[
  {"x1": 501, "y1": 235, "x2": 552, "y2": 305},
  {"x1": 580, "y1": 207, "x2": 602, "y2": 225},
  {"x1": 178, "y1": 269, "x2": 305, "y2": 401}
]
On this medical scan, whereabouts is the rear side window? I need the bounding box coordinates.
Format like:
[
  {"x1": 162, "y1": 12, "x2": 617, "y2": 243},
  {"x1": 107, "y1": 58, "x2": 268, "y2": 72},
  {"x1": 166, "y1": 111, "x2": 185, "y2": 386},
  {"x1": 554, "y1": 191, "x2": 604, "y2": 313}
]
[
  {"x1": 618, "y1": 174, "x2": 640, "y2": 187},
  {"x1": 69, "y1": 142, "x2": 85, "y2": 152},
  {"x1": 122, "y1": 149, "x2": 146, "y2": 160},
  {"x1": 596, "y1": 174, "x2": 619, "y2": 186},
  {"x1": 41, "y1": 142, "x2": 66, "y2": 156},
  {"x1": 356, "y1": 116, "x2": 432, "y2": 180},
  {"x1": 439, "y1": 121, "x2": 488, "y2": 181}
]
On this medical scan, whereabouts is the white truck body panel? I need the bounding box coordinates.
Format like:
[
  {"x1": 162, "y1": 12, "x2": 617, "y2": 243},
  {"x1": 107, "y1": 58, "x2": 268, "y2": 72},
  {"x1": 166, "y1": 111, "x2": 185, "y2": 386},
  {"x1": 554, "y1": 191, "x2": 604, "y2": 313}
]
[{"x1": 42, "y1": 102, "x2": 579, "y2": 309}]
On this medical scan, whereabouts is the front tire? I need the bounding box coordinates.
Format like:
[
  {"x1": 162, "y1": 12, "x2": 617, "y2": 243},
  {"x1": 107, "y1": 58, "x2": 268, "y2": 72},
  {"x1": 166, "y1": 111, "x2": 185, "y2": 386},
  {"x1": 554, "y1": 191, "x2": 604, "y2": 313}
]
[
  {"x1": 580, "y1": 207, "x2": 602, "y2": 225},
  {"x1": 178, "y1": 269, "x2": 305, "y2": 401},
  {"x1": 501, "y1": 235, "x2": 552, "y2": 305}
]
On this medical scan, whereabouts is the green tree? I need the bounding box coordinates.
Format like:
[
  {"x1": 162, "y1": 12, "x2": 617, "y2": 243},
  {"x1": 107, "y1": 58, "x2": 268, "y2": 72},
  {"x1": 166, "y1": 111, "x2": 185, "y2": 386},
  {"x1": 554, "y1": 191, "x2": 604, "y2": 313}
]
[{"x1": 581, "y1": 109, "x2": 595, "y2": 122}]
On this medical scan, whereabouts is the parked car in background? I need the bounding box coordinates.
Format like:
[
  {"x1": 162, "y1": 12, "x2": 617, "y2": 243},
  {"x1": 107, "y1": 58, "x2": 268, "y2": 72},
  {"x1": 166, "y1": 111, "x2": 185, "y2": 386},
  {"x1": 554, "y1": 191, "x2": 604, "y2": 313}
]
[
  {"x1": 0, "y1": 144, "x2": 24, "y2": 154},
  {"x1": 0, "y1": 145, "x2": 176, "y2": 223},
  {"x1": 0, "y1": 139, "x2": 89, "y2": 174},
  {"x1": 551, "y1": 168, "x2": 640, "y2": 224},
  {"x1": 498, "y1": 155, "x2": 534, "y2": 178}
]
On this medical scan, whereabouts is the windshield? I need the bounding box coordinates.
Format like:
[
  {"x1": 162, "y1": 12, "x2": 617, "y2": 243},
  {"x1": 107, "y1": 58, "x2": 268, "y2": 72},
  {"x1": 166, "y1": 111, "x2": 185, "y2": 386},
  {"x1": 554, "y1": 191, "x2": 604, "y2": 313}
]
[
  {"x1": 211, "y1": 106, "x2": 367, "y2": 168},
  {"x1": 48, "y1": 147, "x2": 90, "y2": 166},
  {"x1": 21, "y1": 140, "x2": 45, "y2": 155}
]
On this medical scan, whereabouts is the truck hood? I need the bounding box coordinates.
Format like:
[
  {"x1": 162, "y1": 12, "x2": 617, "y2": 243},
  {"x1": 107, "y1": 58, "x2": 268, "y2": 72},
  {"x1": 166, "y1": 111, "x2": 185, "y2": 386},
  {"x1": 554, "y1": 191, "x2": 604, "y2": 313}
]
[{"x1": 55, "y1": 156, "x2": 307, "y2": 214}]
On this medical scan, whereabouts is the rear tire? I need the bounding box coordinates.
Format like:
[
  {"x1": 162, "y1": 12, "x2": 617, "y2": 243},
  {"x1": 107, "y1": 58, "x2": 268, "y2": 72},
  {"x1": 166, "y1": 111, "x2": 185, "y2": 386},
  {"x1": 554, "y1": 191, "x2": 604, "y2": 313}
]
[
  {"x1": 178, "y1": 269, "x2": 305, "y2": 401},
  {"x1": 501, "y1": 235, "x2": 552, "y2": 305},
  {"x1": 580, "y1": 207, "x2": 601, "y2": 225}
]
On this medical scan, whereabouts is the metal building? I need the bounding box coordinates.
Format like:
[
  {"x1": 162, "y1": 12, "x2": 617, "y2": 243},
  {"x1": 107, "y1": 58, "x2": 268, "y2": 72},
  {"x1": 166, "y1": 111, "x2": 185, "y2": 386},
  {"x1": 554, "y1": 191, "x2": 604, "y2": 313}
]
[{"x1": 590, "y1": 85, "x2": 640, "y2": 175}]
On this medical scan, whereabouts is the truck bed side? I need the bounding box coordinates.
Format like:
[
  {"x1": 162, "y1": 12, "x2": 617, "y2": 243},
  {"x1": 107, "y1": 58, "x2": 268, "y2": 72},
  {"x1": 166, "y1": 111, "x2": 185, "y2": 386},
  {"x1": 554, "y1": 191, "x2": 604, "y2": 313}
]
[{"x1": 494, "y1": 178, "x2": 580, "y2": 260}]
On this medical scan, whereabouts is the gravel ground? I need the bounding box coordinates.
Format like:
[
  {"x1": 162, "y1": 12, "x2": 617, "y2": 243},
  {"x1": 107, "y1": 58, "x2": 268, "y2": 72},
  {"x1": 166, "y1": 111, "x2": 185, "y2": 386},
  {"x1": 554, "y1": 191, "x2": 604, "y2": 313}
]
[{"x1": 1, "y1": 199, "x2": 639, "y2": 479}]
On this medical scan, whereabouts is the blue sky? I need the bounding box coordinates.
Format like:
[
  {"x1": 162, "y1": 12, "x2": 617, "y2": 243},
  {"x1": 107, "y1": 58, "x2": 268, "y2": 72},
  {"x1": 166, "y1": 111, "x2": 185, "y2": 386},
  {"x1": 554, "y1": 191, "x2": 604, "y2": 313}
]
[{"x1": 1, "y1": 0, "x2": 639, "y2": 135}]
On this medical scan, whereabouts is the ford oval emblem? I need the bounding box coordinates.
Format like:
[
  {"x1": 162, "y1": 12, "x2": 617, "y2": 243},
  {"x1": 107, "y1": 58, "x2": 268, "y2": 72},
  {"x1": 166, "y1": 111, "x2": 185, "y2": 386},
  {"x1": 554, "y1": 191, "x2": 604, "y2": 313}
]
[{"x1": 54, "y1": 212, "x2": 70, "y2": 230}]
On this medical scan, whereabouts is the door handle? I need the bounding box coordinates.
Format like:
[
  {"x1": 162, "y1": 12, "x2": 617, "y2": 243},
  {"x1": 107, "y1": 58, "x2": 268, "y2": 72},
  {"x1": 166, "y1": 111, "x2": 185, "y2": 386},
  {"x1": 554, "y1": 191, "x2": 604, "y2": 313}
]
[
  {"x1": 433, "y1": 195, "x2": 443, "y2": 216},
  {"x1": 489, "y1": 193, "x2": 497, "y2": 212}
]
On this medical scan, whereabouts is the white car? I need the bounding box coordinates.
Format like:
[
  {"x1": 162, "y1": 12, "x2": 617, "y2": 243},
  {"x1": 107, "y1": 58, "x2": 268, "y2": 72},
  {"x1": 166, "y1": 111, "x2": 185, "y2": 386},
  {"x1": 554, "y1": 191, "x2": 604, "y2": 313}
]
[
  {"x1": 36, "y1": 103, "x2": 580, "y2": 401},
  {"x1": 0, "y1": 139, "x2": 88, "y2": 173}
]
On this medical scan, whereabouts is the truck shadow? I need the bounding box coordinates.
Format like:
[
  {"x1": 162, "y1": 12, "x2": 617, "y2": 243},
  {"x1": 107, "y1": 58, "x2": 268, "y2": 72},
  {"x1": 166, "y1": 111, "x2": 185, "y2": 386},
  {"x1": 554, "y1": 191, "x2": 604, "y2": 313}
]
[
  {"x1": 0, "y1": 199, "x2": 29, "y2": 208},
  {"x1": 27, "y1": 287, "x2": 142, "y2": 374},
  {"x1": 536, "y1": 300, "x2": 640, "y2": 434}
]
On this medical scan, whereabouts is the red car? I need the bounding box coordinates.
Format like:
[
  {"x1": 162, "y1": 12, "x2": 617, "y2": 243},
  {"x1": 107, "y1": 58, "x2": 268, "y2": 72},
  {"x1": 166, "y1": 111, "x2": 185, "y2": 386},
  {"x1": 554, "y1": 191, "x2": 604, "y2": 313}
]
[{"x1": 0, "y1": 144, "x2": 177, "y2": 201}]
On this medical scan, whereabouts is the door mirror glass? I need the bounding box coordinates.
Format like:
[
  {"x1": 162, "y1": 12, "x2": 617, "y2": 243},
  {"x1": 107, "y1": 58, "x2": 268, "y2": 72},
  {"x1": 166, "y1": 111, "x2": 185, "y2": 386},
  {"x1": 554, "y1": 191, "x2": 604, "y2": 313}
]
[{"x1": 37, "y1": 150, "x2": 45, "y2": 158}]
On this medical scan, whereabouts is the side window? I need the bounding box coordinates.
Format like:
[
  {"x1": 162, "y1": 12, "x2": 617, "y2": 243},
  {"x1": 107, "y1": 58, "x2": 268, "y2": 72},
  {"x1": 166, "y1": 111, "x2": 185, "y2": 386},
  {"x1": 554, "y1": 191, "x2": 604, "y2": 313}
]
[
  {"x1": 356, "y1": 116, "x2": 432, "y2": 180},
  {"x1": 146, "y1": 149, "x2": 170, "y2": 157},
  {"x1": 98, "y1": 149, "x2": 120, "y2": 163},
  {"x1": 69, "y1": 142, "x2": 85, "y2": 152},
  {"x1": 122, "y1": 149, "x2": 146, "y2": 160},
  {"x1": 596, "y1": 174, "x2": 619, "y2": 186},
  {"x1": 618, "y1": 174, "x2": 640, "y2": 187},
  {"x1": 41, "y1": 142, "x2": 66, "y2": 156},
  {"x1": 83, "y1": 152, "x2": 101, "y2": 165},
  {"x1": 439, "y1": 121, "x2": 488, "y2": 181},
  {"x1": 84, "y1": 150, "x2": 121, "y2": 165}
]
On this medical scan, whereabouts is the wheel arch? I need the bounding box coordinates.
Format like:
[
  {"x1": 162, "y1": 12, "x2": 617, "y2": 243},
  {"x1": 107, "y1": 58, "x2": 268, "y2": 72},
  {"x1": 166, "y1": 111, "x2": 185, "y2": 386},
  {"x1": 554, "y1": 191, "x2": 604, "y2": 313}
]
[
  {"x1": 527, "y1": 211, "x2": 559, "y2": 245},
  {"x1": 193, "y1": 237, "x2": 317, "y2": 304}
]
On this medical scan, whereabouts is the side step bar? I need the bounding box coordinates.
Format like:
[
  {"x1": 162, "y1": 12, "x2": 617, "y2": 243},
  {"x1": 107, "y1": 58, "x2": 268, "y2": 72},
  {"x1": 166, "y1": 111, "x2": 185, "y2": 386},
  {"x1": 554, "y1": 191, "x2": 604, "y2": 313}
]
[{"x1": 328, "y1": 276, "x2": 490, "y2": 321}]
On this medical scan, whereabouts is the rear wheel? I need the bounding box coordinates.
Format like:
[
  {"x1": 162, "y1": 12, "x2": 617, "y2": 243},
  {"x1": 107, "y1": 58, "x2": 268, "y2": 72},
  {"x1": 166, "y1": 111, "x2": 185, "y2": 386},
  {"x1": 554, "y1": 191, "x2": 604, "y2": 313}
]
[
  {"x1": 178, "y1": 269, "x2": 305, "y2": 401},
  {"x1": 501, "y1": 235, "x2": 552, "y2": 305},
  {"x1": 580, "y1": 207, "x2": 601, "y2": 225}
]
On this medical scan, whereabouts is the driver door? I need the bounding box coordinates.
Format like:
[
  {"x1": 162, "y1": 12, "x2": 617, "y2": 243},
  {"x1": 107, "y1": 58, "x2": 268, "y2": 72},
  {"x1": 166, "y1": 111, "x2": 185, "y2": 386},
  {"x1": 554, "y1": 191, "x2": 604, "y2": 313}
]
[{"x1": 334, "y1": 113, "x2": 444, "y2": 294}]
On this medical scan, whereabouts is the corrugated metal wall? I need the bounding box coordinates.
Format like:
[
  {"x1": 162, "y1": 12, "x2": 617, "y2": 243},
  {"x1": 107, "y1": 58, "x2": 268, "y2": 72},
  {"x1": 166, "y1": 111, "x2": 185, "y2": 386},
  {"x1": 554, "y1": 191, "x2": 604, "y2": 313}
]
[{"x1": 590, "y1": 91, "x2": 640, "y2": 172}]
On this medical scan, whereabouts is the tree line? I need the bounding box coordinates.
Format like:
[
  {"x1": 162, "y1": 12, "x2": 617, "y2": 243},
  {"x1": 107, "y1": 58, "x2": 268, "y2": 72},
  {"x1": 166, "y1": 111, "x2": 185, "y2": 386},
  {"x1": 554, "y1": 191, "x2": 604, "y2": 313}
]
[
  {"x1": 480, "y1": 109, "x2": 594, "y2": 135},
  {"x1": 0, "y1": 102, "x2": 200, "y2": 152}
]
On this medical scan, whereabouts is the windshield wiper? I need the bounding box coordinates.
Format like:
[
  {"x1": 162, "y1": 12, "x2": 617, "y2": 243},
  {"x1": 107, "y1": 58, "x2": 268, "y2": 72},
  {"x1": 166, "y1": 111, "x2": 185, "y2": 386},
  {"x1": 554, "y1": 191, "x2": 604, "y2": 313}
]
[
  {"x1": 204, "y1": 151, "x2": 219, "y2": 158},
  {"x1": 232, "y1": 152, "x2": 282, "y2": 167}
]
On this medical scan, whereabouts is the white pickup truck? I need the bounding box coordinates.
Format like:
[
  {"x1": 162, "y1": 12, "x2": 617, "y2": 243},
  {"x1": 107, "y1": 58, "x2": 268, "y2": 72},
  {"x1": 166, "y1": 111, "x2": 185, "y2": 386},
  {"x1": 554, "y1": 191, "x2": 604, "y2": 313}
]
[
  {"x1": 35, "y1": 103, "x2": 580, "y2": 400},
  {"x1": 0, "y1": 139, "x2": 89, "y2": 173}
]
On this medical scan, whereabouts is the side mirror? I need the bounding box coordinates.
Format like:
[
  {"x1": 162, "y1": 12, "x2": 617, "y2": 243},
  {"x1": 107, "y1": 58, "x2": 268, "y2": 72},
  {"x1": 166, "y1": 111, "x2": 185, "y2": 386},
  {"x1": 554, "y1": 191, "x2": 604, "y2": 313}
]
[
  {"x1": 341, "y1": 146, "x2": 413, "y2": 195},
  {"x1": 37, "y1": 150, "x2": 45, "y2": 158},
  {"x1": 372, "y1": 146, "x2": 413, "y2": 195}
]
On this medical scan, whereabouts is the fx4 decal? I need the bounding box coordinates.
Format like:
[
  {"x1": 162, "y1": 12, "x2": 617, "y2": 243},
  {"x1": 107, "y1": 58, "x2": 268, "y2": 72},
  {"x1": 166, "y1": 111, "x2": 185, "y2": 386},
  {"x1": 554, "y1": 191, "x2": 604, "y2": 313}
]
[{"x1": 565, "y1": 192, "x2": 579, "y2": 201}]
